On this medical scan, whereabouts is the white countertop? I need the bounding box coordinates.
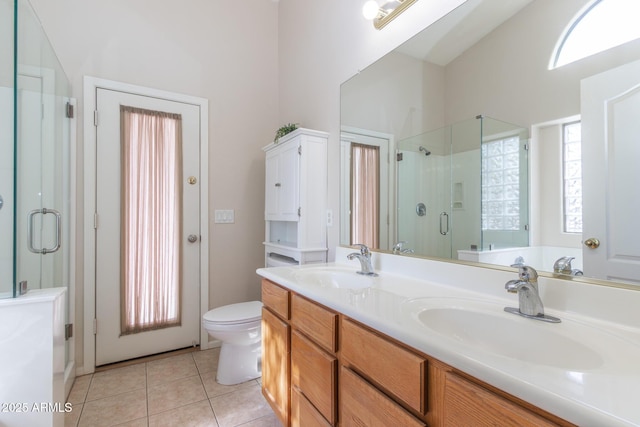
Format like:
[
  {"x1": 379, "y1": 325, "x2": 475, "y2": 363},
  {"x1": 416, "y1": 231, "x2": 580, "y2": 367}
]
[{"x1": 256, "y1": 248, "x2": 640, "y2": 427}]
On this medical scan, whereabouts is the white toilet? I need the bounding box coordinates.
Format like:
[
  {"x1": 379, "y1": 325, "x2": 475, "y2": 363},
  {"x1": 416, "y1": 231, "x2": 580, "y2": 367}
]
[{"x1": 202, "y1": 300, "x2": 263, "y2": 385}]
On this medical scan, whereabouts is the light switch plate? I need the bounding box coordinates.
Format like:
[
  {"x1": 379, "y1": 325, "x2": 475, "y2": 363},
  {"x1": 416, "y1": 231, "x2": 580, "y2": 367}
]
[
  {"x1": 214, "y1": 209, "x2": 235, "y2": 224},
  {"x1": 326, "y1": 209, "x2": 333, "y2": 227}
]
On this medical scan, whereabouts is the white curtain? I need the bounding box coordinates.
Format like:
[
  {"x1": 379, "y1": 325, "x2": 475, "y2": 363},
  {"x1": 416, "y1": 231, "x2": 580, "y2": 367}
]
[
  {"x1": 120, "y1": 106, "x2": 183, "y2": 335},
  {"x1": 351, "y1": 143, "x2": 379, "y2": 248}
]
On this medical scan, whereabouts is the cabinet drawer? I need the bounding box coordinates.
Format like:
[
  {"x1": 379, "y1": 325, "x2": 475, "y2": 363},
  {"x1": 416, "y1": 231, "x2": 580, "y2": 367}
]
[
  {"x1": 292, "y1": 386, "x2": 332, "y2": 427},
  {"x1": 261, "y1": 279, "x2": 290, "y2": 320},
  {"x1": 340, "y1": 367, "x2": 426, "y2": 427},
  {"x1": 444, "y1": 372, "x2": 563, "y2": 427},
  {"x1": 291, "y1": 331, "x2": 337, "y2": 425},
  {"x1": 291, "y1": 294, "x2": 337, "y2": 353},
  {"x1": 341, "y1": 318, "x2": 426, "y2": 414}
]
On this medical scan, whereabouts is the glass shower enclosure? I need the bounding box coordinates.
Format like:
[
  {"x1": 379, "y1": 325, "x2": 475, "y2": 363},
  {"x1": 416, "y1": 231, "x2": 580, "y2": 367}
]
[
  {"x1": 1, "y1": 0, "x2": 73, "y2": 377},
  {"x1": 396, "y1": 116, "x2": 529, "y2": 260}
]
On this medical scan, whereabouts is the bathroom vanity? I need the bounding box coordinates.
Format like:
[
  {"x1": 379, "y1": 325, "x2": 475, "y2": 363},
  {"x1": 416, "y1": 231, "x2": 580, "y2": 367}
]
[{"x1": 257, "y1": 248, "x2": 640, "y2": 426}]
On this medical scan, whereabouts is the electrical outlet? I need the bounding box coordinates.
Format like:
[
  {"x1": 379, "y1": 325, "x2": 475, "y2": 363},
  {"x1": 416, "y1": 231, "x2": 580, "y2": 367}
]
[
  {"x1": 326, "y1": 209, "x2": 333, "y2": 227},
  {"x1": 214, "y1": 209, "x2": 235, "y2": 224}
]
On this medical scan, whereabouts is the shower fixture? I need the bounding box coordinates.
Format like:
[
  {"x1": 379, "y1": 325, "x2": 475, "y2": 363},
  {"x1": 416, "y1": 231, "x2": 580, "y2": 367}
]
[{"x1": 418, "y1": 146, "x2": 431, "y2": 156}]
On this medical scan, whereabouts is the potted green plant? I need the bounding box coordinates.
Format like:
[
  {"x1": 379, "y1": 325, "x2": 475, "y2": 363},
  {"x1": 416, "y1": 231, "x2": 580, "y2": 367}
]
[{"x1": 273, "y1": 123, "x2": 299, "y2": 143}]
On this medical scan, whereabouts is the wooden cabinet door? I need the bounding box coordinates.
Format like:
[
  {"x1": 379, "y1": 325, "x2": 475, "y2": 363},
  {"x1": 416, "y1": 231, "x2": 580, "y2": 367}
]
[
  {"x1": 261, "y1": 307, "x2": 291, "y2": 426},
  {"x1": 444, "y1": 372, "x2": 563, "y2": 427}
]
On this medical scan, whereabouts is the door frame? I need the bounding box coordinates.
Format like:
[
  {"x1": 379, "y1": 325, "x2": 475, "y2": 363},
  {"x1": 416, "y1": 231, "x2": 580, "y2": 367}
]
[{"x1": 82, "y1": 77, "x2": 209, "y2": 374}]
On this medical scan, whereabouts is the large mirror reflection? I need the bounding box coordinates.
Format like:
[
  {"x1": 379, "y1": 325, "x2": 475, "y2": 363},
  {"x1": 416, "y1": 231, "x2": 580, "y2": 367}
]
[{"x1": 340, "y1": 0, "x2": 640, "y2": 285}]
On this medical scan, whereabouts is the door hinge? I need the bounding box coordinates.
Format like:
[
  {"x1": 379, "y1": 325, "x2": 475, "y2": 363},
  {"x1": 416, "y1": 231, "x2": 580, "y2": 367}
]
[
  {"x1": 65, "y1": 102, "x2": 74, "y2": 119},
  {"x1": 298, "y1": 145, "x2": 302, "y2": 155},
  {"x1": 93, "y1": 319, "x2": 97, "y2": 335},
  {"x1": 94, "y1": 110, "x2": 99, "y2": 127},
  {"x1": 65, "y1": 323, "x2": 73, "y2": 340},
  {"x1": 298, "y1": 207, "x2": 301, "y2": 217},
  {"x1": 397, "y1": 152, "x2": 403, "y2": 161},
  {"x1": 94, "y1": 212, "x2": 99, "y2": 229}
]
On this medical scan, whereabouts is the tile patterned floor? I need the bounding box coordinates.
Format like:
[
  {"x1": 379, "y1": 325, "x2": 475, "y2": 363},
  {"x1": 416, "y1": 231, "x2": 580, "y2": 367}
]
[{"x1": 65, "y1": 348, "x2": 281, "y2": 427}]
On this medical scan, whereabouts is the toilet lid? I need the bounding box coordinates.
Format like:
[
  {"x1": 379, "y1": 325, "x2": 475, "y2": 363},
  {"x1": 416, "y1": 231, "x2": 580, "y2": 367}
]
[{"x1": 203, "y1": 301, "x2": 263, "y2": 324}]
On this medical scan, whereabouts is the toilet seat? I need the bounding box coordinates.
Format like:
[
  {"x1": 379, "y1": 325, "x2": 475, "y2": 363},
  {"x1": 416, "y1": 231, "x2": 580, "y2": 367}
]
[{"x1": 203, "y1": 301, "x2": 262, "y2": 325}]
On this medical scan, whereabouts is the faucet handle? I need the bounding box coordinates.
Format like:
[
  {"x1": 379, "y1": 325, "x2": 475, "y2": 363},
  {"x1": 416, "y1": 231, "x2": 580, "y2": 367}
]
[
  {"x1": 393, "y1": 241, "x2": 407, "y2": 254},
  {"x1": 353, "y1": 244, "x2": 371, "y2": 257},
  {"x1": 510, "y1": 264, "x2": 538, "y2": 282},
  {"x1": 512, "y1": 256, "x2": 525, "y2": 267},
  {"x1": 553, "y1": 256, "x2": 575, "y2": 274}
]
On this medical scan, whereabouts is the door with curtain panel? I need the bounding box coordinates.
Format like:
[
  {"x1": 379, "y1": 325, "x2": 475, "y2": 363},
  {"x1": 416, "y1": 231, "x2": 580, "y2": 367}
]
[
  {"x1": 340, "y1": 132, "x2": 390, "y2": 251},
  {"x1": 94, "y1": 88, "x2": 200, "y2": 366}
]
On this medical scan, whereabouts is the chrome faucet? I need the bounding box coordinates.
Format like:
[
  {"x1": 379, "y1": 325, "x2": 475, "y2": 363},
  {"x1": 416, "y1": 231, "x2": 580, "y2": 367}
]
[
  {"x1": 392, "y1": 241, "x2": 414, "y2": 255},
  {"x1": 347, "y1": 244, "x2": 378, "y2": 276},
  {"x1": 504, "y1": 264, "x2": 560, "y2": 323},
  {"x1": 553, "y1": 256, "x2": 583, "y2": 276}
]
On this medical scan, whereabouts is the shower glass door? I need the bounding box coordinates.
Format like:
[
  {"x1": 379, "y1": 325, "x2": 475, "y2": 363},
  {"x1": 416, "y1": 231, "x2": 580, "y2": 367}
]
[
  {"x1": 396, "y1": 126, "x2": 453, "y2": 258},
  {"x1": 14, "y1": 0, "x2": 73, "y2": 372}
]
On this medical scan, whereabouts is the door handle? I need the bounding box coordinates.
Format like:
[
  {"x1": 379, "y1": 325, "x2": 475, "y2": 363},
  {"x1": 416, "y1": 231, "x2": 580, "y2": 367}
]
[
  {"x1": 584, "y1": 237, "x2": 600, "y2": 249},
  {"x1": 440, "y1": 212, "x2": 449, "y2": 235},
  {"x1": 187, "y1": 234, "x2": 199, "y2": 243},
  {"x1": 27, "y1": 208, "x2": 62, "y2": 254}
]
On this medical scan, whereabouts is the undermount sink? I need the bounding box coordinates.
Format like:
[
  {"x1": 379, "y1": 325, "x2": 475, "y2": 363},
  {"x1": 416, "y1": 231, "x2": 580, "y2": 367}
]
[
  {"x1": 292, "y1": 266, "x2": 376, "y2": 289},
  {"x1": 403, "y1": 298, "x2": 610, "y2": 371}
]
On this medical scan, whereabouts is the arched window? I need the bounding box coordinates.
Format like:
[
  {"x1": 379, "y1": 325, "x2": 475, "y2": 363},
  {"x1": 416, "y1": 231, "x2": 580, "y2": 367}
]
[{"x1": 550, "y1": 0, "x2": 640, "y2": 69}]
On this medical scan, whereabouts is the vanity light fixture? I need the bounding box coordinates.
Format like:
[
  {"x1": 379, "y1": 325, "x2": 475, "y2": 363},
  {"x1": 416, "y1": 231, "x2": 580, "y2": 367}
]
[{"x1": 362, "y1": 0, "x2": 419, "y2": 30}]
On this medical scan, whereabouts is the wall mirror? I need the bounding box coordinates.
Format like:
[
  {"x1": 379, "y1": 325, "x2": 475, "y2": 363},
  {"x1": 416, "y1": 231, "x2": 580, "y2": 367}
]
[{"x1": 340, "y1": 0, "x2": 640, "y2": 286}]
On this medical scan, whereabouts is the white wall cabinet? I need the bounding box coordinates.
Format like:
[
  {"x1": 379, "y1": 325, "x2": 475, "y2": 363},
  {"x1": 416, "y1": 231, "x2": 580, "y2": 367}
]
[
  {"x1": 263, "y1": 128, "x2": 328, "y2": 266},
  {"x1": 265, "y1": 140, "x2": 301, "y2": 221}
]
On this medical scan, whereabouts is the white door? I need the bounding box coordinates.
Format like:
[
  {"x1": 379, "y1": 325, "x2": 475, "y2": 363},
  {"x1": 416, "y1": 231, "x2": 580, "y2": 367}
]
[
  {"x1": 581, "y1": 59, "x2": 640, "y2": 284},
  {"x1": 95, "y1": 88, "x2": 201, "y2": 365}
]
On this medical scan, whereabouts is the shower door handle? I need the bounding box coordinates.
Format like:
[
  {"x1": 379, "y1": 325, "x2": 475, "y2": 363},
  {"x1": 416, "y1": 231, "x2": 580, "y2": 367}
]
[
  {"x1": 27, "y1": 208, "x2": 62, "y2": 255},
  {"x1": 440, "y1": 212, "x2": 449, "y2": 235}
]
